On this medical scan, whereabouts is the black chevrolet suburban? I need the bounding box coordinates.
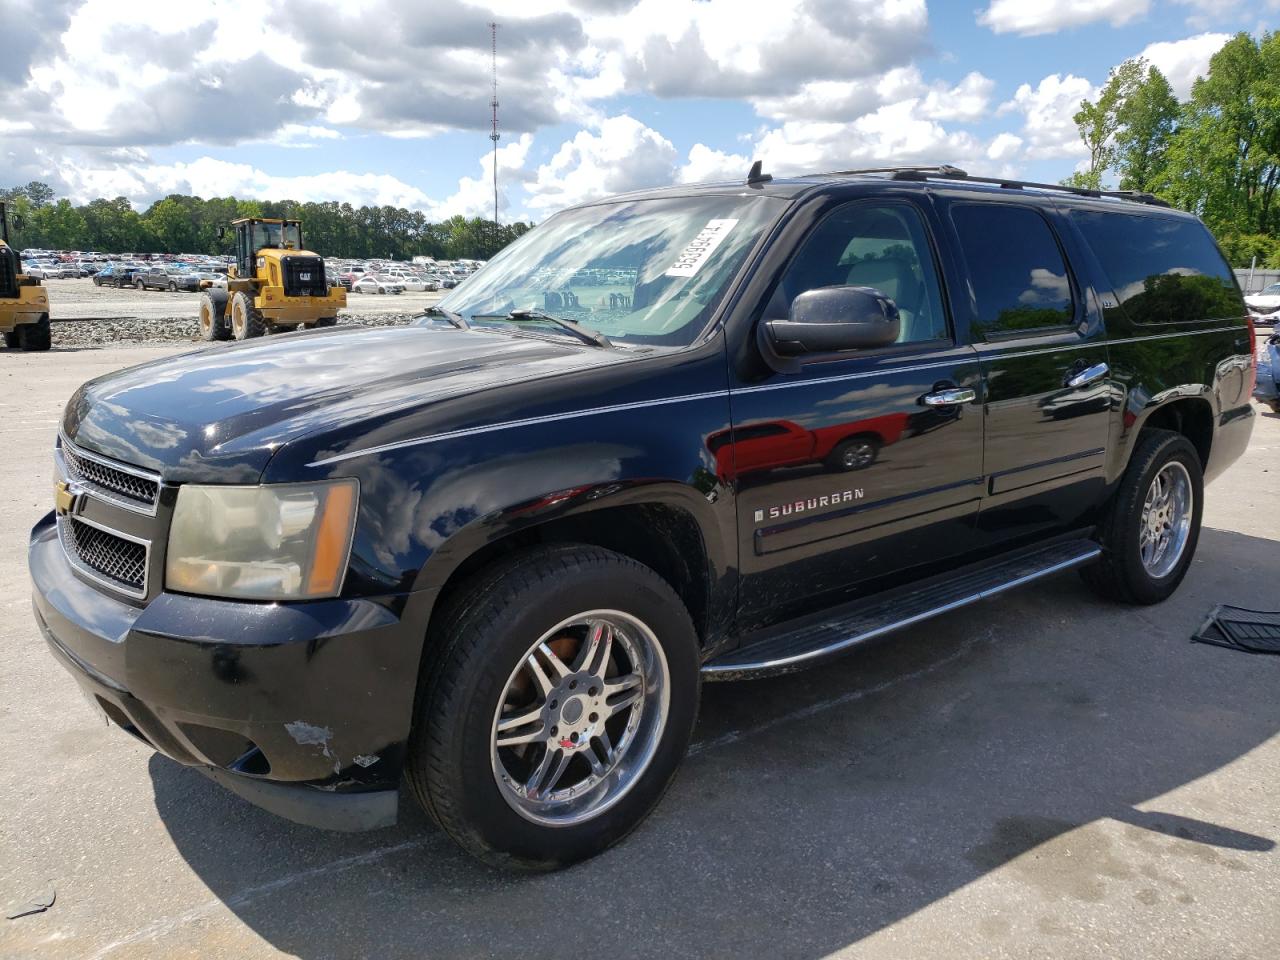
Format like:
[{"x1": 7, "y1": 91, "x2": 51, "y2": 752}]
[{"x1": 29, "y1": 166, "x2": 1256, "y2": 869}]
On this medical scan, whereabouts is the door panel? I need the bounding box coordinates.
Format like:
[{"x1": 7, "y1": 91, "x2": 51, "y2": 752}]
[
  {"x1": 729, "y1": 198, "x2": 984, "y2": 627},
  {"x1": 942, "y1": 200, "x2": 1112, "y2": 544}
]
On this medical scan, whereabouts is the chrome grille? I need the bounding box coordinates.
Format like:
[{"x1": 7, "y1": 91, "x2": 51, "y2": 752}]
[
  {"x1": 61, "y1": 441, "x2": 159, "y2": 509},
  {"x1": 59, "y1": 517, "x2": 148, "y2": 595}
]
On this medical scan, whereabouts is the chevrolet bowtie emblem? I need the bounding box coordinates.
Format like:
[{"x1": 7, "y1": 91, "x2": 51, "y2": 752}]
[{"x1": 54, "y1": 479, "x2": 82, "y2": 516}]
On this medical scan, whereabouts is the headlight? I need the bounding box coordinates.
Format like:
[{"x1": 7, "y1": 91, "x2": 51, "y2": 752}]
[{"x1": 166, "y1": 480, "x2": 358, "y2": 600}]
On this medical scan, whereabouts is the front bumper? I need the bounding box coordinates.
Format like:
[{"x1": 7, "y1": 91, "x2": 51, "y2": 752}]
[{"x1": 29, "y1": 511, "x2": 424, "y2": 831}]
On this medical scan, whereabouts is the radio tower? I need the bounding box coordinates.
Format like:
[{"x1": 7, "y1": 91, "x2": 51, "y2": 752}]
[{"x1": 489, "y1": 22, "x2": 501, "y2": 231}]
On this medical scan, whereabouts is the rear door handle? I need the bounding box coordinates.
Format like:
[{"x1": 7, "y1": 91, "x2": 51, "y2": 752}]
[
  {"x1": 921, "y1": 387, "x2": 977, "y2": 407},
  {"x1": 1064, "y1": 362, "x2": 1109, "y2": 389}
]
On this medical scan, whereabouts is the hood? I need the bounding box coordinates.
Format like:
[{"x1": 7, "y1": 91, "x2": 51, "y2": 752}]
[{"x1": 64, "y1": 325, "x2": 624, "y2": 483}]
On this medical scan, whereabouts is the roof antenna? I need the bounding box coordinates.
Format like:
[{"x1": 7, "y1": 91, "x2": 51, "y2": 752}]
[{"x1": 746, "y1": 160, "x2": 772, "y2": 186}]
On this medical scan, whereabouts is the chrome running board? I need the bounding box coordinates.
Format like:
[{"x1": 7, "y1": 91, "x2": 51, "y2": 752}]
[{"x1": 702, "y1": 540, "x2": 1101, "y2": 681}]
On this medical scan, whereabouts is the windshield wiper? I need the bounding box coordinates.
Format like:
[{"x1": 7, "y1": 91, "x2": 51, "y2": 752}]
[
  {"x1": 421, "y1": 305, "x2": 468, "y2": 329},
  {"x1": 503, "y1": 308, "x2": 612, "y2": 348}
]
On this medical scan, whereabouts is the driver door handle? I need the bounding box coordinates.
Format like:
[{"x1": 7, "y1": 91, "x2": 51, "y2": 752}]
[
  {"x1": 922, "y1": 387, "x2": 976, "y2": 407},
  {"x1": 1064, "y1": 362, "x2": 1109, "y2": 389}
]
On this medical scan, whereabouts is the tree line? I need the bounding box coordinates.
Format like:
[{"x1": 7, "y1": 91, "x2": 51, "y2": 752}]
[
  {"x1": 1066, "y1": 30, "x2": 1280, "y2": 267},
  {"x1": 0, "y1": 183, "x2": 532, "y2": 262}
]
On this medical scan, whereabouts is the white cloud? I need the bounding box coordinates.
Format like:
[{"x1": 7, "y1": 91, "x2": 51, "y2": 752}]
[
  {"x1": 751, "y1": 67, "x2": 993, "y2": 124},
  {"x1": 1137, "y1": 32, "x2": 1230, "y2": 98},
  {"x1": 677, "y1": 144, "x2": 750, "y2": 184},
  {"x1": 752, "y1": 101, "x2": 987, "y2": 177},
  {"x1": 431, "y1": 134, "x2": 535, "y2": 220},
  {"x1": 999, "y1": 74, "x2": 1094, "y2": 159},
  {"x1": 979, "y1": 0, "x2": 1150, "y2": 35},
  {"x1": 525, "y1": 115, "x2": 677, "y2": 211},
  {"x1": 986, "y1": 132, "x2": 1024, "y2": 161},
  {"x1": 57, "y1": 157, "x2": 435, "y2": 209}
]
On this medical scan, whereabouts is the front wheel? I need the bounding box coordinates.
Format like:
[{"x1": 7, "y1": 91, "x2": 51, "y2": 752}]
[
  {"x1": 1080, "y1": 429, "x2": 1203, "y2": 604},
  {"x1": 407, "y1": 545, "x2": 700, "y2": 870}
]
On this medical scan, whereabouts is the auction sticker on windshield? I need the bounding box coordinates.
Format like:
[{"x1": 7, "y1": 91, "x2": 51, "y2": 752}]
[{"x1": 665, "y1": 219, "x2": 739, "y2": 278}]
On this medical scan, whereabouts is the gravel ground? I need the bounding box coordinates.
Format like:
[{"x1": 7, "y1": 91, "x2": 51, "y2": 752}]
[
  {"x1": 39, "y1": 278, "x2": 443, "y2": 346},
  {"x1": 0, "y1": 343, "x2": 1278, "y2": 959}
]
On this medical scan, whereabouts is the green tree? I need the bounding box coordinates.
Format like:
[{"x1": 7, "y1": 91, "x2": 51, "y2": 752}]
[
  {"x1": 1070, "y1": 58, "x2": 1147, "y2": 189},
  {"x1": 1114, "y1": 66, "x2": 1179, "y2": 193}
]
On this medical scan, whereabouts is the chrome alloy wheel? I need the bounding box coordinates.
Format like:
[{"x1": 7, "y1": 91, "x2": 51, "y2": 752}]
[
  {"x1": 490, "y1": 610, "x2": 669, "y2": 827},
  {"x1": 1139, "y1": 461, "x2": 1193, "y2": 578}
]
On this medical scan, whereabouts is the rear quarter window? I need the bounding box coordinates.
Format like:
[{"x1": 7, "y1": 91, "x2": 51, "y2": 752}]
[{"x1": 1071, "y1": 211, "x2": 1242, "y2": 324}]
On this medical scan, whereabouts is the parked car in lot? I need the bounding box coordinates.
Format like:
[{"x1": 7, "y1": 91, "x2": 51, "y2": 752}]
[
  {"x1": 1245, "y1": 282, "x2": 1280, "y2": 321},
  {"x1": 400, "y1": 275, "x2": 439, "y2": 292},
  {"x1": 30, "y1": 165, "x2": 1256, "y2": 872},
  {"x1": 93, "y1": 263, "x2": 145, "y2": 288},
  {"x1": 1254, "y1": 320, "x2": 1280, "y2": 413},
  {"x1": 351, "y1": 274, "x2": 404, "y2": 294},
  {"x1": 135, "y1": 265, "x2": 200, "y2": 292}
]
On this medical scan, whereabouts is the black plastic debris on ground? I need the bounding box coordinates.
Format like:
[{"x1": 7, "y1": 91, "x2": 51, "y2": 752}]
[
  {"x1": 1193, "y1": 605, "x2": 1280, "y2": 654},
  {"x1": 5, "y1": 885, "x2": 55, "y2": 920}
]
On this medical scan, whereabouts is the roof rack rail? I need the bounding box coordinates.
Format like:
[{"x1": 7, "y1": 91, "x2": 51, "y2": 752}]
[{"x1": 815, "y1": 165, "x2": 1171, "y2": 208}]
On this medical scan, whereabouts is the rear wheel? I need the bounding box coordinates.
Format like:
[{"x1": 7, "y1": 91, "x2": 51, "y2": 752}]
[
  {"x1": 229, "y1": 291, "x2": 266, "y2": 340},
  {"x1": 134, "y1": 279, "x2": 144, "y2": 290},
  {"x1": 407, "y1": 545, "x2": 699, "y2": 870},
  {"x1": 314, "y1": 316, "x2": 337, "y2": 328},
  {"x1": 3, "y1": 330, "x2": 17, "y2": 348},
  {"x1": 1080, "y1": 429, "x2": 1203, "y2": 604},
  {"x1": 17, "y1": 314, "x2": 52, "y2": 352}
]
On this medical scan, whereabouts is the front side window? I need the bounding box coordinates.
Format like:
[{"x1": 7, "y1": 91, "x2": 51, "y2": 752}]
[
  {"x1": 250, "y1": 222, "x2": 302, "y2": 252},
  {"x1": 768, "y1": 202, "x2": 949, "y2": 344},
  {"x1": 951, "y1": 204, "x2": 1075, "y2": 337},
  {"x1": 434, "y1": 195, "x2": 784, "y2": 348}
]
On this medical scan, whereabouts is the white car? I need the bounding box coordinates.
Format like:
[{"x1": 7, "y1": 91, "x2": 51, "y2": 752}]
[
  {"x1": 399, "y1": 275, "x2": 439, "y2": 292},
  {"x1": 1245, "y1": 282, "x2": 1280, "y2": 320},
  {"x1": 351, "y1": 275, "x2": 404, "y2": 295}
]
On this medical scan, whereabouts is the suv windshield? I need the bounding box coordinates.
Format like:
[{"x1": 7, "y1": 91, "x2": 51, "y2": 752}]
[{"x1": 432, "y1": 195, "x2": 784, "y2": 347}]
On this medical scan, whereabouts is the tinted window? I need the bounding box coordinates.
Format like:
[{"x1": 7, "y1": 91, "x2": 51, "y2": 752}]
[
  {"x1": 771, "y1": 202, "x2": 949, "y2": 344},
  {"x1": 952, "y1": 204, "x2": 1074, "y2": 336},
  {"x1": 1073, "y1": 211, "x2": 1242, "y2": 324}
]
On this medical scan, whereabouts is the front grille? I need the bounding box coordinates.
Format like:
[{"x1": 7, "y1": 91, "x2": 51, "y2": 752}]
[
  {"x1": 61, "y1": 517, "x2": 147, "y2": 593},
  {"x1": 281, "y1": 255, "x2": 328, "y2": 297},
  {"x1": 0, "y1": 246, "x2": 17, "y2": 298},
  {"x1": 62, "y1": 441, "x2": 159, "y2": 509}
]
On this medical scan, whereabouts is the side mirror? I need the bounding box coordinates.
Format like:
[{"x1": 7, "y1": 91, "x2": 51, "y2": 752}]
[
  {"x1": 13, "y1": 215, "x2": 24, "y2": 230},
  {"x1": 216, "y1": 226, "x2": 226, "y2": 241},
  {"x1": 764, "y1": 285, "x2": 901, "y2": 357}
]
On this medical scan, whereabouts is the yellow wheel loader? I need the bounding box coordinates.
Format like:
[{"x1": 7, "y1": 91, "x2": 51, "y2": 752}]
[
  {"x1": 198, "y1": 218, "x2": 346, "y2": 342},
  {"x1": 0, "y1": 201, "x2": 51, "y2": 351}
]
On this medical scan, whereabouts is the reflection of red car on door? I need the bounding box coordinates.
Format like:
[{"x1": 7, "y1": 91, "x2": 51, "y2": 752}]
[{"x1": 708, "y1": 413, "x2": 911, "y2": 480}]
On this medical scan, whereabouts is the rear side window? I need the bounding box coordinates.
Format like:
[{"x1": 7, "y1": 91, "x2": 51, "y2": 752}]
[
  {"x1": 1071, "y1": 211, "x2": 1242, "y2": 324},
  {"x1": 951, "y1": 204, "x2": 1075, "y2": 337}
]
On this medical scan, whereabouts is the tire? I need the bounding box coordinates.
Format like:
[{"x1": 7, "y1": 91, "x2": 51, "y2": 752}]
[
  {"x1": 93, "y1": 277, "x2": 101, "y2": 287},
  {"x1": 168, "y1": 280, "x2": 178, "y2": 292},
  {"x1": 314, "y1": 316, "x2": 337, "y2": 328},
  {"x1": 229, "y1": 291, "x2": 266, "y2": 340},
  {"x1": 1080, "y1": 428, "x2": 1203, "y2": 605},
  {"x1": 826, "y1": 435, "x2": 881, "y2": 472},
  {"x1": 407, "y1": 545, "x2": 700, "y2": 870},
  {"x1": 17, "y1": 314, "x2": 52, "y2": 352},
  {"x1": 134, "y1": 279, "x2": 144, "y2": 290},
  {"x1": 3, "y1": 330, "x2": 17, "y2": 348},
  {"x1": 198, "y1": 292, "x2": 230, "y2": 342}
]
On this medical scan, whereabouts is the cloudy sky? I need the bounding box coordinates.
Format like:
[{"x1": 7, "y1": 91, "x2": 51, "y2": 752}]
[{"x1": 0, "y1": 0, "x2": 1272, "y2": 222}]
